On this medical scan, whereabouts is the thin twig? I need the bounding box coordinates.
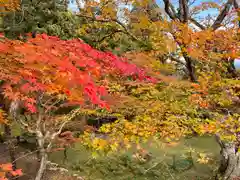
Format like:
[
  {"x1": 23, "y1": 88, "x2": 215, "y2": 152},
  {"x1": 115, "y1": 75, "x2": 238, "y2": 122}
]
[
  {"x1": 12, "y1": 149, "x2": 39, "y2": 164},
  {"x1": 76, "y1": 14, "x2": 141, "y2": 42},
  {"x1": 162, "y1": 161, "x2": 176, "y2": 180}
]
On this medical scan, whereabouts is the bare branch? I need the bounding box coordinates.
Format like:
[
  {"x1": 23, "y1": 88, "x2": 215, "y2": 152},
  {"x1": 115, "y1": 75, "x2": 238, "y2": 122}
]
[
  {"x1": 75, "y1": 0, "x2": 82, "y2": 11},
  {"x1": 233, "y1": 0, "x2": 240, "y2": 27},
  {"x1": 182, "y1": 0, "x2": 189, "y2": 22},
  {"x1": 49, "y1": 107, "x2": 82, "y2": 143},
  {"x1": 233, "y1": 0, "x2": 239, "y2": 9},
  {"x1": 52, "y1": 121, "x2": 69, "y2": 139},
  {"x1": 179, "y1": 0, "x2": 184, "y2": 22},
  {"x1": 170, "y1": 2, "x2": 178, "y2": 17},
  {"x1": 12, "y1": 149, "x2": 39, "y2": 164},
  {"x1": 179, "y1": 0, "x2": 189, "y2": 22},
  {"x1": 17, "y1": 117, "x2": 35, "y2": 134},
  {"x1": 9, "y1": 100, "x2": 35, "y2": 134},
  {"x1": 169, "y1": 55, "x2": 186, "y2": 66},
  {"x1": 36, "y1": 112, "x2": 42, "y2": 132},
  {"x1": 163, "y1": 0, "x2": 178, "y2": 20},
  {"x1": 92, "y1": 29, "x2": 123, "y2": 43},
  {"x1": 211, "y1": 0, "x2": 234, "y2": 30},
  {"x1": 45, "y1": 99, "x2": 61, "y2": 113},
  {"x1": 215, "y1": 133, "x2": 223, "y2": 148},
  {"x1": 113, "y1": 18, "x2": 141, "y2": 41},
  {"x1": 45, "y1": 108, "x2": 82, "y2": 151},
  {"x1": 188, "y1": 0, "x2": 197, "y2": 7},
  {"x1": 189, "y1": 18, "x2": 206, "y2": 30},
  {"x1": 40, "y1": 96, "x2": 56, "y2": 107},
  {"x1": 76, "y1": 14, "x2": 141, "y2": 42}
]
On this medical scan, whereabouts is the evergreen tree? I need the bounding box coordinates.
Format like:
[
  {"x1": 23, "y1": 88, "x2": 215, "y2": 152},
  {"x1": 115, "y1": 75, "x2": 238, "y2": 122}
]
[{"x1": 3, "y1": 0, "x2": 81, "y2": 40}]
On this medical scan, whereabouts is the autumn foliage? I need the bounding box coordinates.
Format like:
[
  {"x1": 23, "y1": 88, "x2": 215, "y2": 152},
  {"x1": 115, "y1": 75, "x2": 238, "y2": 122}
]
[
  {"x1": 0, "y1": 109, "x2": 6, "y2": 124},
  {"x1": 0, "y1": 0, "x2": 240, "y2": 178},
  {"x1": 0, "y1": 33, "x2": 158, "y2": 180},
  {"x1": 0, "y1": 163, "x2": 22, "y2": 180},
  {"x1": 0, "y1": 0, "x2": 20, "y2": 12},
  {"x1": 0, "y1": 33, "x2": 155, "y2": 113}
]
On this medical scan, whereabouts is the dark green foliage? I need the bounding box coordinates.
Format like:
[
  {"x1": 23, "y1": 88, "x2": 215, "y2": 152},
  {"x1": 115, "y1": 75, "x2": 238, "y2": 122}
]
[
  {"x1": 3, "y1": 0, "x2": 81, "y2": 40},
  {"x1": 42, "y1": 11, "x2": 81, "y2": 40},
  {"x1": 70, "y1": 153, "x2": 203, "y2": 180},
  {"x1": 131, "y1": 1, "x2": 163, "y2": 22}
]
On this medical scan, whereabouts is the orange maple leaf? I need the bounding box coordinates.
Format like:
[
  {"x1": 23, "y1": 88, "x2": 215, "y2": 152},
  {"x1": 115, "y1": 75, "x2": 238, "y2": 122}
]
[{"x1": 1, "y1": 164, "x2": 12, "y2": 171}]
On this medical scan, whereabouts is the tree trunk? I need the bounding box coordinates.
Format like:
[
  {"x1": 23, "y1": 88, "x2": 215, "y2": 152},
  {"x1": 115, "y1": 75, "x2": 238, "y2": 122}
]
[
  {"x1": 35, "y1": 150, "x2": 48, "y2": 180},
  {"x1": 63, "y1": 147, "x2": 68, "y2": 164},
  {"x1": 227, "y1": 59, "x2": 239, "y2": 78},
  {"x1": 0, "y1": 93, "x2": 18, "y2": 171},
  {"x1": 216, "y1": 136, "x2": 240, "y2": 180},
  {"x1": 233, "y1": 0, "x2": 240, "y2": 28},
  {"x1": 35, "y1": 134, "x2": 48, "y2": 180},
  {"x1": 4, "y1": 125, "x2": 17, "y2": 171},
  {"x1": 184, "y1": 54, "x2": 198, "y2": 83}
]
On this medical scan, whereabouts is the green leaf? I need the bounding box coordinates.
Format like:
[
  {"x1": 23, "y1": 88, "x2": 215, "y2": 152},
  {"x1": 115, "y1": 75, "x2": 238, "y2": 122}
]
[
  {"x1": 0, "y1": 124, "x2": 4, "y2": 135},
  {"x1": 11, "y1": 122, "x2": 22, "y2": 137}
]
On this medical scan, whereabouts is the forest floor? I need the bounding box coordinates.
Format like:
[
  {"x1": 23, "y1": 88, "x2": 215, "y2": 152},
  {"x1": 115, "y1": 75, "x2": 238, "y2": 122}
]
[
  {"x1": 50, "y1": 136, "x2": 221, "y2": 180},
  {"x1": 0, "y1": 136, "x2": 221, "y2": 180},
  {"x1": 0, "y1": 143, "x2": 81, "y2": 180}
]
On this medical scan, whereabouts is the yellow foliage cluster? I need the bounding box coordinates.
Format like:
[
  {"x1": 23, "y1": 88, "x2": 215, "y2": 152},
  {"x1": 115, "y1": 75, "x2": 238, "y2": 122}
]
[
  {"x1": 78, "y1": 62, "x2": 240, "y2": 153},
  {"x1": 0, "y1": 0, "x2": 20, "y2": 12},
  {"x1": 198, "y1": 114, "x2": 240, "y2": 142},
  {"x1": 0, "y1": 109, "x2": 7, "y2": 124},
  {"x1": 79, "y1": 78, "x2": 202, "y2": 154}
]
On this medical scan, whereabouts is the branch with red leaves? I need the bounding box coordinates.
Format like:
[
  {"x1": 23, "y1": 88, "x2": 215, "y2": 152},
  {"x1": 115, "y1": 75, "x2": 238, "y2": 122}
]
[
  {"x1": 0, "y1": 163, "x2": 23, "y2": 180},
  {"x1": 0, "y1": 33, "x2": 156, "y2": 114}
]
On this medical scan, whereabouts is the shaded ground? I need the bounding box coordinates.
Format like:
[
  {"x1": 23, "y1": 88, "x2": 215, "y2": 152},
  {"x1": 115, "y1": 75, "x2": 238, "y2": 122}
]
[
  {"x1": 50, "y1": 136, "x2": 220, "y2": 180},
  {"x1": 0, "y1": 143, "x2": 80, "y2": 180},
  {"x1": 0, "y1": 136, "x2": 220, "y2": 180}
]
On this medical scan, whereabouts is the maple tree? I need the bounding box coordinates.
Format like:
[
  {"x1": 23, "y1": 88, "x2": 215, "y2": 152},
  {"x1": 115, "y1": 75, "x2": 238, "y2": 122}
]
[
  {"x1": 0, "y1": 95, "x2": 22, "y2": 180},
  {"x1": 74, "y1": 0, "x2": 240, "y2": 179},
  {"x1": 0, "y1": 32, "x2": 155, "y2": 180},
  {"x1": 0, "y1": 1, "x2": 240, "y2": 180}
]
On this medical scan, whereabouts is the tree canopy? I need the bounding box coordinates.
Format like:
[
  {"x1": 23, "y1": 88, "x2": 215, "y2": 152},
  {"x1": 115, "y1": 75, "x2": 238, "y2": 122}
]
[{"x1": 0, "y1": 0, "x2": 240, "y2": 180}]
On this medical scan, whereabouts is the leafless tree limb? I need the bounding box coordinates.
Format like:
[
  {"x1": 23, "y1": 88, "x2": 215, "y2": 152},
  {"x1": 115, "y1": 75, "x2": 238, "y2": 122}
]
[
  {"x1": 92, "y1": 29, "x2": 123, "y2": 43},
  {"x1": 76, "y1": 14, "x2": 141, "y2": 42},
  {"x1": 190, "y1": 18, "x2": 206, "y2": 30},
  {"x1": 169, "y1": 55, "x2": 186, "y2": 66},
  {"x1": 179, "y1": 0, "x2": 189, "y2": 22},
  {"x1": 188, "y1": 0, "x2": 197, "y2": 7},
  {"x1": 233, "y1": 0, "x2": 240, "y2": 27},
  {"x1": 212, "y1": 0, "x2": 234, "y2": 30},
  {"x1": 75, "y1": 0, "x2": 82, "y2": 11},
  {"x1": 182, "y1": 0, "x2": 189, "y2": 22},
  {"x1": 18, "y1": 117, "x2": 35, "y2": 134},
  {"x1": 233, "y1": 0, "x2": 239, "y2": 9},
  {"x1": 163, "y1": 0, "x2": 178, "y2": 20}
]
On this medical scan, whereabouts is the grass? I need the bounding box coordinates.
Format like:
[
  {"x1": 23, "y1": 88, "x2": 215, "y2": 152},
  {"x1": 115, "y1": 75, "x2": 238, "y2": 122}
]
[{"x1": 49, "y1": 135, "x2": 220, "y2": 180}]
